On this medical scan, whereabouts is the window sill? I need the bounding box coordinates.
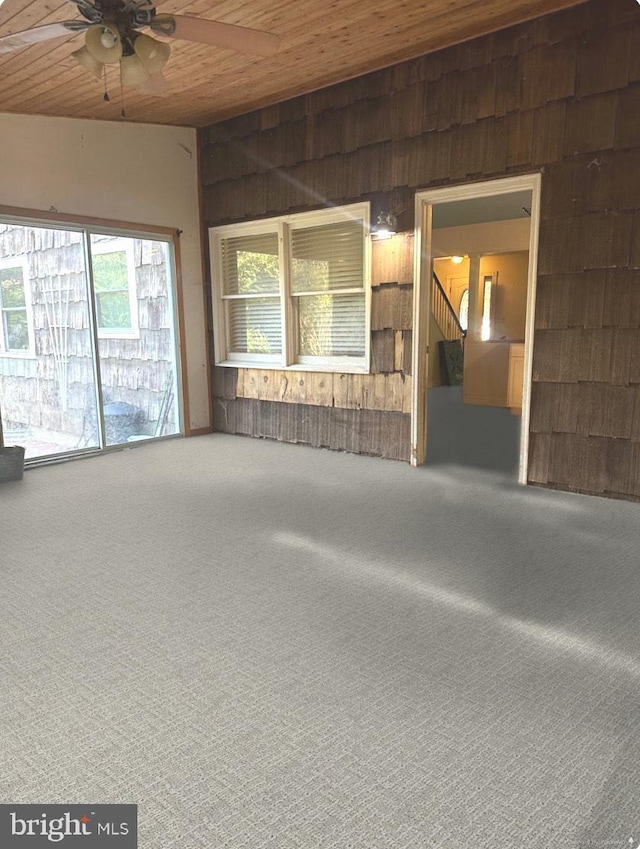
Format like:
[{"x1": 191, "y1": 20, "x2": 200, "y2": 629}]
[
  {"x1": 97, "y1": 330, "x2": 141, "y2": 341},
  {"x1": 0, "y1": 350, "x2": 36, "y2": 359},
  {"x1": 215, "y1": 359, "x2": 370, "y2": 375}
]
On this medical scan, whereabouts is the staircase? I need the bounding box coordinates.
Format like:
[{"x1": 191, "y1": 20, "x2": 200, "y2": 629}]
[
  {"x1": 430, "y1": 272, "x2": 465, "y2": 387},
  {"x1": 431, "y1": 272, "x2": 464, "y2": 342}
]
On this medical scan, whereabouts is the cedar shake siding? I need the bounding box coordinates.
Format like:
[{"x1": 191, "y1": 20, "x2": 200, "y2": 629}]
[{"x1": 199, "y1": 0, "x2": 640, "y2": 499}]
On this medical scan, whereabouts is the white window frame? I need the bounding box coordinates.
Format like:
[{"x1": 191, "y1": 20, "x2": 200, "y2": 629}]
[
  {"x1": 90, "y1": 237, "x2": 140, "y2": 340},
  {"x1": 209, "y1": 203, "x2": 371, "y2": 373},
  {"x1": 0, "y1": 256, "x2": 35, "y2": 358},
  {"x1": 212, "y1": 219, "x2": 283, "y2": 367}
]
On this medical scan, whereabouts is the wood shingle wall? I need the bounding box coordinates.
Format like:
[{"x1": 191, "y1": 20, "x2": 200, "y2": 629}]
[
  {"x1": 210, "y1": 233, "x2": 414, "y2": 461},
  {"x1": 200, "y1": 0, "x2": 640, "y2": 496}
]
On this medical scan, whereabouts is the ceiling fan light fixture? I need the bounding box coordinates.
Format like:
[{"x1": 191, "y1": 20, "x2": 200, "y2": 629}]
[
  {"x1": 133, "y1": 34, "x2": 170, "y2": 74},
  {"x1": 85, "y1": 24, "x2": 123, "y2": 64},
  {"x1": 120, "y1": 53, "x2": 151, "y2": 88},
  {"x1": 72, "y1": 45, "x2": 104, "y2": 79}
]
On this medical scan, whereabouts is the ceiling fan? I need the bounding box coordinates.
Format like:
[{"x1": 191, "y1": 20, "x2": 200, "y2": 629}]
[{"x1": 0, "y1": 0, "x2": 280, "y2": 95}]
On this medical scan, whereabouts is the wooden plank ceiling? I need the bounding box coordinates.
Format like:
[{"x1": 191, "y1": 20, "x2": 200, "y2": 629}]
[{"x1": 0, "y1": 0, "x2": 587, "y2": 127}]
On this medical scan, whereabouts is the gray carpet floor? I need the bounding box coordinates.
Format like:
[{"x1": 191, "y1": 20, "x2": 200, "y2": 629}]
[
  {"x1": 426, "y1": 386, "x2": 521, "y2": 474},
  {"x1": 1, "y1": 434, "x2": 640, "y2": 848}
]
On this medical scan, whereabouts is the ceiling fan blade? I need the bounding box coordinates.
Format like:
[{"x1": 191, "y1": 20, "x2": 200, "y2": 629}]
[
  {"x1": 65, "y1": 0, "x2": 102, "y2": 24},
  {"x1": 149, "y1": 15, "x2": 280, "y2": 57},
  {"x1": 0, "y1": 21, "x2": 89, "y2": 54},
  {"x1": 137, "y1": 71, "x2": 171, "y2": 98}
]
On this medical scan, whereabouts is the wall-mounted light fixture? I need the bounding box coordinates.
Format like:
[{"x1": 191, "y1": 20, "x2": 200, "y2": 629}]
[
  {"x1": 371, "y1": 212, "x2": 397, "y2": 240},
  {"x1": 451, "y1": 255, "x2": 465, "y2": 265}
]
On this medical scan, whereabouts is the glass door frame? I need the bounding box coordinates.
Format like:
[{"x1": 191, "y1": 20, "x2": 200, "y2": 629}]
[{"x1": 0, "y1": 208, "x2": 186, "y2": 465}]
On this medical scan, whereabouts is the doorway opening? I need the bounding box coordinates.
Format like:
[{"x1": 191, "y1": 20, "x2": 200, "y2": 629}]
[{"x1": 411, "y1": 175, "x2": 541, "y2": 482}]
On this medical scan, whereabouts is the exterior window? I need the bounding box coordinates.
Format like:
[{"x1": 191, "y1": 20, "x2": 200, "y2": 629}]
[
  {"x1": 210, "y1": 203, "x2": 370, "y2": 372},
  {"x1": 459, "y1": 289, "x2": 469, "y2": 333},
  {"x1": 291, "y1": 219, "x2": 366, "y2": 362},
  {"x1": 481, "y1": 274, "x2": 494, "y2": 341},
  {"x1": 0, "y1": 258, "x2": 33, "y2": 356},
  {"x1": 91, "y1": 237, "x2": 139, "y2": 338},
  {"x1": 221, "y1": 231, "x2": 282, "y2": 358}
]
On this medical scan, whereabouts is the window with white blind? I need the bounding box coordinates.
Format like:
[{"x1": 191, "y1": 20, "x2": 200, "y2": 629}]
[
  {"x1": 209, "y1": 204, "x2": 370, "y2": 372},
  {"x1": 219, "y1": 230, "x2": 282, "y2": 361}
]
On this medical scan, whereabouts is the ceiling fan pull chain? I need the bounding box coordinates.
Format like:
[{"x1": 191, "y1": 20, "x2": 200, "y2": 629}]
[
  {"x1": 103, "y1": 64, "x2": 110, "y2": 102},
  {"x1": 120, "y1": 72, "x2": 126, "y2": 120}
]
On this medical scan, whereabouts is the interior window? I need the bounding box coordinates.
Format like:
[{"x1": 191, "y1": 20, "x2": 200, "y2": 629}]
[{"x1": 210, "y1": 203, "x2": 370, "y2": 372}]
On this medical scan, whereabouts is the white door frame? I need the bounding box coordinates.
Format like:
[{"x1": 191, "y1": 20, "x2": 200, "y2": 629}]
[{"x1": 411, "y1": 173, "x2": 542, "y2": 484}]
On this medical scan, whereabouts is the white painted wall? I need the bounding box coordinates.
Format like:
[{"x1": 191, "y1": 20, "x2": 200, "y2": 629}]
[{"x1": 0, "y1": 112, "x2": 209, "y2": 431}]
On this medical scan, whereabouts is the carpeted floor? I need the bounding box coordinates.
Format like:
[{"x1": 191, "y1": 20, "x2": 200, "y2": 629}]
[
  {"x1": 1, "y1": 434, "x2": 639, "y2": 848},
  {"x1": 426, "y1": 386, "x2": 521, "y2": 474}
]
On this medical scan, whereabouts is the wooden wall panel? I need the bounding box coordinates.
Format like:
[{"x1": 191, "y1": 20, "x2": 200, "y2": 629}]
[
  {"x1": 631, "y1": 389, "x2": 640, "y2": 443},
  {"x1": 494, "y1": 56, "x2": 521, "y2": 117},
  {"x1": 371, "y1": 285, "x2": 413, "y2": 331},
  {"x1": 214, "y1": 368, "x2": 412, "y2": 412},
  {"x1": 564, "y1": 92, "x2": 619, "y2": 155},
  {"x1": 449, "y1": 122, "x2": 486, "y2": 180},
  {"x1": 630, "y1": 334, "x2": 640, "y2": 386},
  {"x1": 505, "y1": 110, "x2": 535, "y2": 168},
  {"x1": 371, "y1": 330, "x2": 395, "y2": 373},
  {"x1": 528, "y1": 432, "x2": 552, "y2": 483},
  {"x1": 213, "y1": 398, "x2": 411, "y2": 460},
  {"x1": 630, "y1": 24, "x2": 640, "y2": 83},
  {"x1": 372, "y1": 235, "x2": 414, "y2": 286},
  {"x1": 578, "y1": 329, "x2": 614, "y2": 383},
  {"x1": 202, "y1": 0, "x2": 640, "y2": 498},
  {"x1": 631, "y1": 213, "x2": 640, "y2": 269},
  {"x1": 576, "y1": 28, "x2": 631, "y2": 96},
  {"x1": 481, "y1": 116, "x2": 510, "y2": 174},
  {"x1": 532, "y1": 101, "x2": 567, "y2": 164},
  {"x1": 609, "y1": 329, "x2": 635, "y2": 386},
  {"x1": 614, "y1": 85, "x2": 640, "y2": 150},
  {"x1": 575, "y1": 384, "x2": 635, "y2": 439},
  {"x1": 529, "y1": 382, "x2": 580, "y2": 433},
  {"x1": 212, "y1": 366, "x2": 238, "y2": 400}
]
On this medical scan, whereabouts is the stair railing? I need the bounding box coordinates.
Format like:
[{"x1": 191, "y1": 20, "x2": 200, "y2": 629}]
[{"x1": 432, "y1": 272, "x2": 465, "y2": 341}]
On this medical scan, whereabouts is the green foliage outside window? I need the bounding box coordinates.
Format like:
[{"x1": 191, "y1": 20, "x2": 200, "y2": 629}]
[
  {"x1": 236, "y1": 249, "x2": 279, "y2": 294},
  {"x1": 4, "y1": 312, "x2": 29, "y2": 350},
  {"x1": 0, "y1": 271, "x2": 26, "y2": 307},
  {"x1": 0, "y1": 267, "x2": 29, "y2": 351},
  {"x1": 246, "y1": 327, "x2": 273, "y2": 354},
  {"x1": 236, "y1": 250, "x2": 280, "y2": 353}
]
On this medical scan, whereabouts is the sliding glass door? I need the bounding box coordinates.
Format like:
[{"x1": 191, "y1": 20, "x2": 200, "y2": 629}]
[
  {"x1": 90, "y1": 233, "x2": 180, "y2": 447},
  {"x1": 0, "y1": 220, "x2": 181, "y2": 461},
  {"x1": 0, "y1": 223, "x2": 100, "y2": 459}
]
